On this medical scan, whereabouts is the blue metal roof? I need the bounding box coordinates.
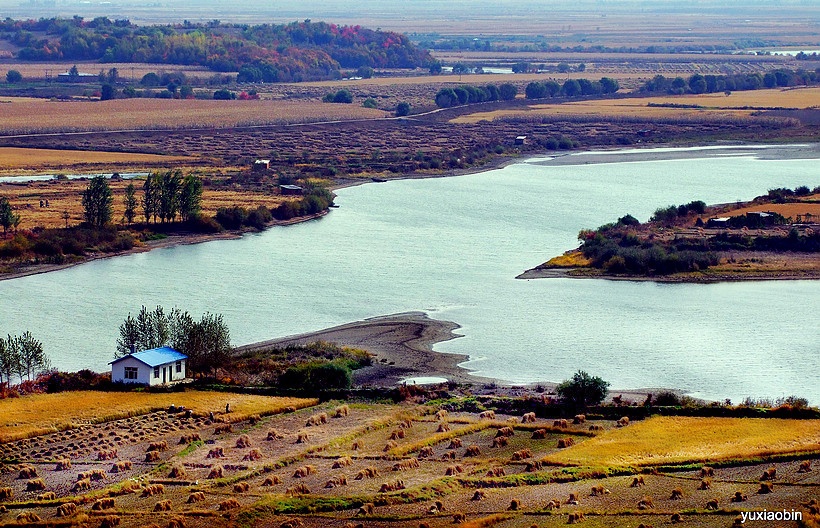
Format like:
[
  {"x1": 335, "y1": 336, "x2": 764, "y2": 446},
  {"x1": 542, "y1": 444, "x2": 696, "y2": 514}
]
[{"x1": 111, "y1": 346, "x2": 187, "y2": 367}]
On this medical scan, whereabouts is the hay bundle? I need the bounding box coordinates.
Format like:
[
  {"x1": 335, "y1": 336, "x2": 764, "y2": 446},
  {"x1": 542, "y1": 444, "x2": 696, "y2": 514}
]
[
  {"x1": 637, "y1": 496, "x2": 653, "y2": 509},
  {"x1": 178, "y1": 433, "x2": 201, "y2": 444},
  {"x1": 389, "y1": 429, "x2": 406, "y2": 441},
  {"x1": 206, "y1": 447, "x2": 224, "y2": 459},
  {"x1": 437, "y1": 423, "x2": 451, "y2": 433},
  {"x1": 799, "y1": 460, "x2": 813, "y2": 473},
  {"x1": 186, "y1": 492, "x2": 205, "y2": 503},
  {"x1": 435, "y1": 409, "x2": 448, "y2": 420},
  {"x1": 214, "y1": 424, "x2": 233, "y2": 434},
  {"x1": 700, "y1": 466, "x2": 714, "y2": 477},
  {"x1": 266, "y1": 430, "x2": 284, "y2": 441},
  {"x1": 296, "y1": 433, "x2": 310, "y2": 444},
  {"x1": 207, "y1": 466, "x2": 224, "y2": 479},
  {"x1": 525, "y1": 460, "x2": 542, "y2": 472},
  {"x1": 486, "y1": 467, "x2": 505, "y2": 477},
  {"x1": 292, "y1": 465, "x2": 316, "y2": 478},
  {"x1": 616, "y1": 416, "x2": 630, "y2": 427},
  {"x1": 378, "y1": 479, "x2": 405, "y2": 492},
  {"x1": 263, "y1": 475, "x2": 282, "y2": 486},
  {"x1": 553, "y1": 419, "x2": 568, "y2": 429},
  {"x1": 37, "y1": 491, "x2": 57, "y2": 500},
  {"x1": 168, "y1": 466, "x2": 186, "y2": 479},
  {"x1": 573, "y1": 414, "x2": 586, "y2": 424},
  {"x1": 567, "y1": 512, "x2": 585, "y2": 524},
  {"x1": 630, "y1": 476, "x2": 645, "y2": 487},
  {"x1": 147, "y1": 440, "x2": 168, "y2": 452},
  {"x1": 731, "y1": 491, "x2": 747, "y2": 502},
  {"x1": 55, "y1": 458, "x2": 72, "y2": 471},
  {"x1": 18, "y1": 465, "x2": 37, "y2": 479},
  {"x1": 698, "y1": 478, "x2": 711, "y2": 490},
  {"x1": 92, "y1": 498, "x2": 115, "y2": 511},
  {"x1": 233, "y1": 482, "x2": 250, "y2": 493},
  {"x1": 491, "y1": 436, "x2": 508, "y2": 448},
  {"x1": 471, "y1": 490, "x2": 485, "y2": 501},
  {"x1": 168, "y1": 518, "x2": 186, "y2": 528},
  {"x1": 111, "y1": 460, "x2": 132, "y2": 473},
  {"x1": 565, "y1": 492, "x2": 579, "y2": 505},
  {"x1": 351, "y1": 440, "x2": 363, "y2": 450},
  {"x1": 16, "y1": 512, "x2": 42, "y2": 523},
  {"x1": 507, "y1": 498, "x2": 521, "y2": 511},
  {"x1": 706, "y1": 499, "x2": 719, "y2": 510},
  {"x1": 761, "y1": 467, "x2": 777, "y2": 481},
  {"x1": 452, "y1": 512, "x2": 466, "y2": 523},
  {"x1": 334, "y1": 405, "x2": 349, "y2": 418},
  {"x1": 478, "y1": 410, "x2": 495, "y2": 420},
  {"x1": 98, "y1": 448, "x2": 118, "y2": 460},
  {"x1": 511, "y1": 448, "x2": 532, "y2": 460},
  {"x1": 281, "y1": 520, "x2": 304, "y2": 528},
  {"x1": 495, "y1": 427, "x2": 514, "y2": 438},
  {"x1": 758, "y1": 481, "x2": 774, "y2": 494},
  {"x1": 399, "y1": 419, "x2": 413, "y2": 429},
  {"x1": 521, "y1": 412, "x2": 536, "y2": 423},
  {"x1": 26, "y1": 478, "x2": 46, "y2": 491},
  {"x1": 441, "y1": 451, "x2": 456, "y2": 460},
  {"x1": 140, "y1": 484, "x2": 165, "y2": 497},
  {"x1": 243, "y1": 449, "x2": 262, "y2": 462},
  {"x1": 532, "y1": 428, "x2": 548, "y2": 439},
  {"x1": 464, "y1": 445, "x2": 481, "y2": 457},
  {"x1": 670, "y1": 513, "x2": 682, "y2": 523},
  {"x1": 218, "y1": 498, "x2": 240, "y2": 511},
  {"x1": 357, "y1": 503, "x2": 375, "y2": 516},
  {"x1": 153, "y1": 499, "x2": 172, "y2": 512},
  {"x1": 418, "y1": 446, "x2": 435, "y2": 458},
  {"x1": 392, "y1": 458, "x2": 420, "y2": 471},
  {"x1": 588, "y1": 424, "x2": 604, "y2": 431},
  {"x1": 56, "y1": 502, "x2": 77, "y2": 517},
  {"x1": 670, "y1": 488, "x2": 683, "y2": 500},
  {"x1": 145, "y1": 450, "x2": 160, "y2": 462},
  {"x1": 325, "y1": 475, "x2": 348, "y2": 488},
  {"x1": 332, "y1": 457, "x2": 353, "y2": 469},
  {"x1": 384, "y1": 440, "x2": 398, "y2": 452},
  {"x1": 99, "y1": 516, "x2": 121, "y2": 528},
  {"x1": 89, "y1": 468, "x2": 107, "y2": 481},
  {"x1": 590, "y1": 485, "x2": 610, "y2": 496},
  {"x1": 447, "y1": 438, "x2": 462, "y2": 449},
  {"x1": 444, "y1": 465, "x2": 463, "y2": 476},
  {"x1": 355, "y1": 467, "x2": 380, "y2": 479},
  {"x1": 235, "y1": 435, "x2": 252, "y2": 448}
]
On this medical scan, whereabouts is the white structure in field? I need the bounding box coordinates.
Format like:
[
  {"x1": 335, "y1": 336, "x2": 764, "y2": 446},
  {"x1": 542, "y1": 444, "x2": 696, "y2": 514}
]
[{"x1": 110, "y1": 347, "x2": 188, "y2": 386}]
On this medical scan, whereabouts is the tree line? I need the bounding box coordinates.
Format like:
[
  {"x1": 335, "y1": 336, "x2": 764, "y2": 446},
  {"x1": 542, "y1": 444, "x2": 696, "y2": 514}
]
[
  {"x1": 1, "y1": 17, "x2": 432, "y2": 82},
  {"x1": 0, "y1": 332, "x2": 49, "y2": 387},
  {"x1": 640, "y1": 68, "x2": 819, "y2": 95},
  {"x1": 116, "y1": 305, "x2": 231, "y2": 377},
  {"x1": 434, "y1": 83, "x2": 518, "y2": 108},
  {"x1": 525, "y1": 77, "x2": 619, "y2": 99}
]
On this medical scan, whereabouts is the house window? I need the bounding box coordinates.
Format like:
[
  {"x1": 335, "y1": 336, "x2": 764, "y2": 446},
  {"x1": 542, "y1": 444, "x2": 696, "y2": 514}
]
[
  {"x1": 154, "y1": 367, "x2": 160, "y2": 378},
  {"x1": 175, "y1": 361, "x2": 182, "y2": 373},
  {"x1": 124, "y1": 367, "x2": 138, "y2": 380}
]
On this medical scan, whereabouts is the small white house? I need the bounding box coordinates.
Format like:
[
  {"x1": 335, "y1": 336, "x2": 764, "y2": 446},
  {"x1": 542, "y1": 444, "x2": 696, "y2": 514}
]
[{"x1": 110, "y1": 347, "x2": 188, "y2": 386}]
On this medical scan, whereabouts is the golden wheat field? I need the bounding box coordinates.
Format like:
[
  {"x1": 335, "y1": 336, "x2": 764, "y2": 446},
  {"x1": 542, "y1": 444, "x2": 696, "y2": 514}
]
[
  {"x1": 543, "y1": 416, "x2": 820, "y2": 467},
  {"x1": 0, "y1": 177, "x2": 292, "y2": 230},
  {"x1": 451, "y1": 87, "x2": 820, "y2": 123},
  {"x1": 0, "y1": 97, "x2": 388, "y2": 134},
  {"x1": 0, "y1": 391, "x2": 317, "y2": 443},
  {"x1": 0, "y1": 147, "x2": 195, "y2": 170}
]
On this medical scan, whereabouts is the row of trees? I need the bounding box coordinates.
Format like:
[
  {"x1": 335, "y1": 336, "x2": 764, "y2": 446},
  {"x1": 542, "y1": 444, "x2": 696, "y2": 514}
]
[
  {"x1": 641, "y1": 68, "x2": 820, "y2": 95},
  {"x1": 434, "y1": 83, "x2": 517, "y2": 108},
  {"x1": 0, "y1": 332, "x2": 49, "y2": 386},
  {"x1": 116, "y1": 306, "x2": 231, "y2": 376},
  {"x1": 525, "y1": 77, "x2": 619, "y2": 99},
  {"x1": 0, "y1": 196, "x2": 20, "y2": 235}
]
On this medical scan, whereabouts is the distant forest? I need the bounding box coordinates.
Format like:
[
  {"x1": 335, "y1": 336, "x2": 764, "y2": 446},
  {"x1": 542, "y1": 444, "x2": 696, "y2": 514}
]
[{"x1": 0, "y1": 17, "x2": 433, "y2": 81}]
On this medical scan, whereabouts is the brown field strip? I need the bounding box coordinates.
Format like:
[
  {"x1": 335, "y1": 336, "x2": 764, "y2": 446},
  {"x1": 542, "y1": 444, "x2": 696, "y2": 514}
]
[
  {"x1": 0, "y1": 147, "x2": 195, "y2": 170},
  {"x1": 0, "y1": 390, "x2": 317, "y2": 443},
  {"x1": 1, "y1": 178, "x2": 292, "y2": 230},
  {"x1": 0, "y1": 97, "x2": 387, "y2": 134},
  {"x1": 451, "y1": 88, "x2": 820, "y2": 123}
]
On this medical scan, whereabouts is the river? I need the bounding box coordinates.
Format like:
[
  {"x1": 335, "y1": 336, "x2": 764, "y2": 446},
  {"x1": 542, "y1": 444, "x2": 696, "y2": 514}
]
[{"x1": 1, "y1": 144, "x2": 818, "y2": 404}]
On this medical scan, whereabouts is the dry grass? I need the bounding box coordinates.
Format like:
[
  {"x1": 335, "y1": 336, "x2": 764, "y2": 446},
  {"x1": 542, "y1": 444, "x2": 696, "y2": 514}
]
[
  {"x1": 0, "y1": 390, "x2": 317, "y2": 443},
  {"x1": 0, "y1": 97, "x2": 387, "y2": 134},
  {"x1": 451, "y1": 87, "x2": 820, "y2": 123},
  {"x1": 0, "y1": 147, "x2": 195, "y2": 171},
  {"x1": 541, "y1": 250, "x2": 592, "y2": 268},
  {"x1": 542, "y1": 416, "x2": 820, "y2": 467},
  {"x1": 0, "y1": 177, "x2": 293, "y2": 230}
]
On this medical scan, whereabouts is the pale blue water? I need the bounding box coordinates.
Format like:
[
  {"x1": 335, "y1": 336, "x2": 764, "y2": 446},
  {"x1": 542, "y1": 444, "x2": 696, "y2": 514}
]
[{"x1": 1, "y1": 145, "x2": 818, "y2": 403}]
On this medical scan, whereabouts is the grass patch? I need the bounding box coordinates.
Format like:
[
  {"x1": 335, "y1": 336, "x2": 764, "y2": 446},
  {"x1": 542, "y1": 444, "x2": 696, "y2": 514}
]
[
  {"x1": 542, "y1": 416, "x2": 820, "y2": 467},
  {"x1": 0, "y1": 390, "x2": 317, "y2": 443}
]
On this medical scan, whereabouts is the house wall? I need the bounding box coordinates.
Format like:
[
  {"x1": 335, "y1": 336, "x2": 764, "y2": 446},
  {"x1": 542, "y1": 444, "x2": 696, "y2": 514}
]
[
  {"x1": 113, "y1": 358, "x2": 187, "y2": 386},
  {"x1": 111, "y1": 357, "x2": 151, "y2": 385}
]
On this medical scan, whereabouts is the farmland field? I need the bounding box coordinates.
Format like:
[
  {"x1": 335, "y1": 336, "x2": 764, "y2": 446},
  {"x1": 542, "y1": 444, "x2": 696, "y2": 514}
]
[
  {"x1": 1, "y1": 396, "x2": 819, "y2": 528},
  {"x1": 0, "y1": 147, "x2": 195, "y2": 171}
]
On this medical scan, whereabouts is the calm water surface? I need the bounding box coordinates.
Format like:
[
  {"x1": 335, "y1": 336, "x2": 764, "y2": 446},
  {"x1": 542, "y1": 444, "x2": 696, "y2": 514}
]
[{"x1": 1, "y1": 145, "x2": 818, "y2": 403}]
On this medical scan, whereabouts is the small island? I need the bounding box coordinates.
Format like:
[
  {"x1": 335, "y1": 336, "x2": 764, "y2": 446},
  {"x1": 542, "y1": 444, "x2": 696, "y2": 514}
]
[{"x1": 519, "y1": 185, "x2": 820, "y2": 282}]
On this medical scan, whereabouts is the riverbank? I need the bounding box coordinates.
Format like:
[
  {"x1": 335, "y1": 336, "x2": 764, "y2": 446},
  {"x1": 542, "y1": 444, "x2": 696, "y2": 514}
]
[{"x1": 236, "y1": 312, "x2": 687, "y2": 403}]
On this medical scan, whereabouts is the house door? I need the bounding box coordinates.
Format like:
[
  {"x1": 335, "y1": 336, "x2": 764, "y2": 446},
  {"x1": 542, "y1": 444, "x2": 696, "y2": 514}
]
[{"x1": 162, "y1": 367, "x2": 167, "y2": 384}]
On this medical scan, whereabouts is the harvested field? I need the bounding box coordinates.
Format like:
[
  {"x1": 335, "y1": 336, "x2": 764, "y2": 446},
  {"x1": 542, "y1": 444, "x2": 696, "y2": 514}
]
[
  {"x1": 0, "y1": 177, "x2": 293, "y2": 230},
  {"x1": 1, "y1": 398, "x2": 819, "y2": 528},
  {"x1": 543, "y1": 416, "x2": 820, "y2": 467},
  {"x1": 0, "y1": 97, "x2": 387, "y2": 134},
  {"x1": 0, "y1": 147, "x2": 195, "y2": 171},
  {"x1": 452, "y1": 88, "x2": 820, "y2": 124},
  {"x1": 0, "y1": 390, "x2": 316, "y2": 443}
]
